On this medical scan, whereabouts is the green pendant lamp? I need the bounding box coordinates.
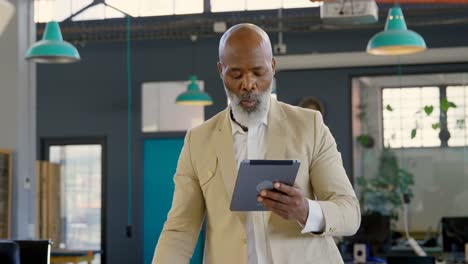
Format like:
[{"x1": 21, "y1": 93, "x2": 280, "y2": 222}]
[
  {"x1": 367, "y1": 6, "x2": 426, "y2": 56},
  {"x1": 176, "y1": 75, "x2": 213, "y2": 106},
  {"x1": 25, "y1": 21, "x2": 80, "y2": 63}
]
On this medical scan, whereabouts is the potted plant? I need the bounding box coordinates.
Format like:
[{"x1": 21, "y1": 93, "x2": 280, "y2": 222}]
[{"x1": 356, "y1": 148, "x2": 415, "y2": 224}]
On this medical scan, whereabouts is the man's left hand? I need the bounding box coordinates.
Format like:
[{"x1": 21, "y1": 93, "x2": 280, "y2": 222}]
[{"x1": 257, "y1": 182, "x2": 309, "y2": 225}]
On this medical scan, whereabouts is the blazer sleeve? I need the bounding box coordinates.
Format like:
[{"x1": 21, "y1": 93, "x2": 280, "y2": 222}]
[
  {"x1": 309, "y1": 112, "x2": 361, "y2": 237},
  {"x1": 152, "y1": 130, "x2": 205, "y2": 264}
]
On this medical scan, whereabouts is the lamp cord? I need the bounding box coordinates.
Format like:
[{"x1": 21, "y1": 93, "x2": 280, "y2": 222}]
[
  {"x1": 126, "y1": 15, "x2": 133, "y2": 235},
  {"x1": 191, "y1": 35, "x2": 197, "y2": 75}
]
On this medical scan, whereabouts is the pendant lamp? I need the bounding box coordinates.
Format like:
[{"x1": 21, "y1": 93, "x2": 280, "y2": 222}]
[
  {"x1": 176, "y1": 75, "x2": 213, "y2": 106},
  {"x1": 367, "y1": 6, "x2": 426, "y2": 56},
  {"x1": 176, "y1": 35, "x2": 213, "y2": 106},
  {"x1": 25, "y1": 21, "x2": 80, "y2": 63},
  {"x1": 0, "y1": 0, "x2": 14, "y2": 35}
]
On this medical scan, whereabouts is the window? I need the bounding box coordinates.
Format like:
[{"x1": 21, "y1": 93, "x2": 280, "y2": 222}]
[
  {"x1": 211, "y1": 0, "x2": 321, "y2": 12},
  {"x1": 49, "y1": 144, "x2": 103, "y2": 263},
  {"x1": 142, "y1": 81, "x2": 205, "y2": 132},
  {"x1": 71, "y1": 3, "x2": 125, "y2": 21},
  {"x1": 34, "y1": 0, "x2": 321, "y2": 22},
  {"x1": 382, "y1": 87, "x2": 440, "y2": 148},
  {"x1": 447, "y1": 85, "x2": 468, "y2": 147},
  {"x1": 383, "y1": 85, "x2": 468, "y2": 148},
  {"x1": 34, "y1": 0, "x2": 203, "y2": 22}
]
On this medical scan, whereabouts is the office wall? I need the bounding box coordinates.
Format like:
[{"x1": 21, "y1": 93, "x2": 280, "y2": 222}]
[
  {"x1": 0, "y1": 2, "x2": 19, "y2": 150},
  {"x1": 37, "y1": 21, "x2": 468, "y2": 263}
]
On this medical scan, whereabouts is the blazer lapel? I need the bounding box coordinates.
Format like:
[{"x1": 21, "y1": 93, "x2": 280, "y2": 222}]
[
  {"x1": 214, "y1": 109, "x2": 247, "y2": 225},
  {"x1": 264, "y1": 98, "x2": 287, "y2": 223}
]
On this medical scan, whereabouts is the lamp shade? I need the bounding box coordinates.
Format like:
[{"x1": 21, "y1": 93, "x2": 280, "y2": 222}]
[
  {"x1": 25, "y1": 21, "x2": 80, "y2": 63},
  {"x1": 176, "y1": 75, "x2": 213, "y2": 106},
  {"x1": 367, "y1": 6, "x2": 426, "y2": 55},
  {"x1": 0, "y1": 0, "x2": 14, "y2": 35}
]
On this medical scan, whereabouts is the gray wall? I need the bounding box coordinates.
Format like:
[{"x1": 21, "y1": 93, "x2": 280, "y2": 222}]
[
  {"x1": 37, "y1": 21, "x2": 468, "y2": 264},
  {"x1": 0, "y1": 0, "x2": 37, "y2": 239}
]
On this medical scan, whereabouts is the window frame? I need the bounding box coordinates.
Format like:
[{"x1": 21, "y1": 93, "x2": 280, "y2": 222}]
[{"x1": 380, "y1": 84, "x2": 468, "y2": 149}]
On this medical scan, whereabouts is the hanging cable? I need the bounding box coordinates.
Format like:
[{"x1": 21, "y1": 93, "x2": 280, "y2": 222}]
[{"x1": 126, "y1": 15, "x2": 133, "y2": 238}]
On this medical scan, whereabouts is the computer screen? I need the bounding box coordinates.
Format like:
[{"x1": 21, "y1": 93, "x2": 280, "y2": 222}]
[{"x1": 442, "y1": 217, "x2": 468, "y2": 252}]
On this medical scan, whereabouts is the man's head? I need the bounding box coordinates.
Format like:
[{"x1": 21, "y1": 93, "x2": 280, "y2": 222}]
[{"x1": 218, "y1": 23, "x2": 276, "y2": 128}]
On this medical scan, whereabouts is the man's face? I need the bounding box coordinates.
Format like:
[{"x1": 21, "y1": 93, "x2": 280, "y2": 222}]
[{"x1": 218, "y1": 44, "x2": 276, "y2": 113}]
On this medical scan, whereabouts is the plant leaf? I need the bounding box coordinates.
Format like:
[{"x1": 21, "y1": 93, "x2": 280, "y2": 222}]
[
  {"x1": 386, "y1": 104, "x2": 393, "y2": 112},
  {"x1": 358, "y1": 112, "x2": 367, "y2": 121},
  {"x1": 411, "y1": 129, "x2": 417, "y2": 139},
  {"x1": 441, "y1": 98, "x2": 457, "y2": 112},
  {"x1": 431, "y1": 123, "x2": 440, "y2": 130},
  {"x1": 424, "y1": 105, "x2": 434, "y2": 116},
  {"x1": 456, "y1": 119, "x2": 465, "y2": 129},
  {"x1": 357, "y1": 135, "x2": 369, "y2": 147}
]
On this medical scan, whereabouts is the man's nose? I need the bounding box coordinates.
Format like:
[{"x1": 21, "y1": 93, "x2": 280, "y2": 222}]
[{"x1": 240, "y1": 74, "x2": 257, "y2": 91}]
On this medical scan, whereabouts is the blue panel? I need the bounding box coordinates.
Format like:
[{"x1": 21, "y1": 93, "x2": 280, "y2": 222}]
[{"x1": 143, "y1": 138, "x2": 204, "y2": 264}]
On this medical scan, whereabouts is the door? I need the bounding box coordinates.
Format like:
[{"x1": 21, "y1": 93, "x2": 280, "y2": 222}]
[
  {"x1": 143, "y1": 137, "x2": 204, "y2": 264},
  {"x1": 43, "y1": 138, "x2": 106, "y2": 264}
]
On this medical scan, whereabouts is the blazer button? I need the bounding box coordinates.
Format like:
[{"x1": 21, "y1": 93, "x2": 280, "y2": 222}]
[
  {"x1": 242, "y1": 237, "x2": 247, "y2": 244},
  {"x1": 208, "y1": 171, "x2": 213, "y2": 177}
]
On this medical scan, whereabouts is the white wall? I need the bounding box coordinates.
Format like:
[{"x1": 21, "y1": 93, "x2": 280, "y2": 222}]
[
  {"x1": 0, "y1": 0, "x2": 19, "y2": 150},
  {"x1": 0, "y1": 0, "x2": 36, "y2": 239}
]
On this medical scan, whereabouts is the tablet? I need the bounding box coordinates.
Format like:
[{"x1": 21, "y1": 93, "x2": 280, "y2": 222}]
[{"x1": 230, "y1": 159, "x2": 301, "y2": 211}]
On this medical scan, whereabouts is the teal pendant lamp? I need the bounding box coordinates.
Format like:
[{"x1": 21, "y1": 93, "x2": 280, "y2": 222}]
[
  {"x1": 367, "y1": 6, "x2": 426, "y2": 55},
  {"x1": 176, "y1": 75, "x2": 213, "y2": 106},
  {"x1": 25, "y1": 21, "x2": 80, "y2": 63}
]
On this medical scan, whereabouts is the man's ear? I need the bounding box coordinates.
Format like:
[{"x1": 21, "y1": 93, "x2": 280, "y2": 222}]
[
  {"x1": 271, "y1": 57, "x2": 277, "y2": 75},
  {"x1": 217, "y1": 62, "x2": 223, "y2": 79}
]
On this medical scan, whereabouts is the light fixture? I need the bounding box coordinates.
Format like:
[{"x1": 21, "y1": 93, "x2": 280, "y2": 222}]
[
  {"x1": 25, "y1": 21, "x2": 80, "y2": 63},
  {"x1": 367, "y1": 6, "x2": 426, "y2": 56},
  {"x1": 176, "y1": 75, "x2": 213, "y2": 106},
  {"x1": 0, "y1": 0, "x2": 15, "y2": 35},
  {"x1": 176, "y1": 35, "x2": 213, "y2": 106}
]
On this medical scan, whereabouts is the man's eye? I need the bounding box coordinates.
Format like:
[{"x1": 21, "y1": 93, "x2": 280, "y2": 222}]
[
  {"x1": 232, "y1": 75, "x2": 242, "y2": 79},
  {"x1": 254, "y1": 72, "x2": 265, "y2": 77}
]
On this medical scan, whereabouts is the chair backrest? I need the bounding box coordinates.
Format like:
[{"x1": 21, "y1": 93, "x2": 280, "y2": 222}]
[
  {"x1": 0, "y1": 240, "x2": 20, "y2": 264},
  {"x1": 441, "y1": 217, "x2": 468, "y2": 252},
  {"x1": 14, "y1": 240, "x2": 51, "y2": 264},
  {"x1": 386, "y1": 256, "x2": 435, "y2": 264},
  {"x1": 347, "y1": 214, "x2": 392, "y2": 255}
]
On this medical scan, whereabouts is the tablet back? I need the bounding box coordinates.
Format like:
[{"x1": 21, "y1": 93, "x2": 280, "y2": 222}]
[{"x1": 230, "y1": 160, "x2": 300, "y2": 211}]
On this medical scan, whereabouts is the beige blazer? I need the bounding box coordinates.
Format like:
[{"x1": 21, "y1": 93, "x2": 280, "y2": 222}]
[{"x1": 153, "y1": 98, "x2": 360, "y2": 264}]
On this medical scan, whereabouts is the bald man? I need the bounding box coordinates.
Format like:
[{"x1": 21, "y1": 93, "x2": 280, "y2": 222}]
[{"x1": 152, "y1": 23, "x2": 360, "y2": 264}]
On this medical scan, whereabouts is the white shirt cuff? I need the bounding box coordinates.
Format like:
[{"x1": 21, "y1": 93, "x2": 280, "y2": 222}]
[{"x1": 298, "y1": 199, "x2": 325, "y2": 234}]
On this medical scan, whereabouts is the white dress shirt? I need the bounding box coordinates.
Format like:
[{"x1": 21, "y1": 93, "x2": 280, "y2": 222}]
[{"x1": 229, "y1": 106, "x2": 326, "y2": 264}]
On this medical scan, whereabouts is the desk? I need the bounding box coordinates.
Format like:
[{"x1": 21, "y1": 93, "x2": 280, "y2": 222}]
[{"x1": 51, "y1": 249, "x2": 99, "y2": 264}]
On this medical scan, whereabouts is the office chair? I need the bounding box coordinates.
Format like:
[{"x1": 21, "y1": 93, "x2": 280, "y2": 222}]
[
  {"x1": 347, "y1": 214, "x2": 392, "y2": 255},
  {"x1": 14, "y1": 240, "x2": 51, "y2": 264},
  {"x1": 0, "y1": 240, "x2": 20, "y2": 264},
  {"x1": 442, "y1": 217, "x2": 468, "y2": 252},
  {"x1": 386, "y1": 256, "x2": 435, "y2": 264}
]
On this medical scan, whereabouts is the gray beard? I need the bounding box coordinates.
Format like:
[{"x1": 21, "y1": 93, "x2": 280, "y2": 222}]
[{"x1": 225, "y1": 85, "x2": 271, "y2": 128}]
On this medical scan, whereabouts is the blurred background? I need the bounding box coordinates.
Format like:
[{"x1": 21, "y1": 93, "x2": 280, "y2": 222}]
[{"x1": 0, "y1": 0, "x2": 467, "y2": 263}]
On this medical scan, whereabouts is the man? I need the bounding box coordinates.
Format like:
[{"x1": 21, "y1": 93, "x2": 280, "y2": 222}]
[{"x1": 153, "y1": 23, "x2": 360, "y2": 264}]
